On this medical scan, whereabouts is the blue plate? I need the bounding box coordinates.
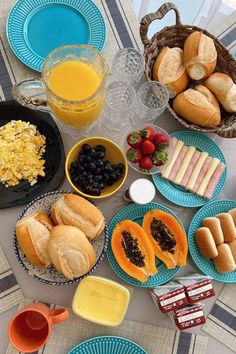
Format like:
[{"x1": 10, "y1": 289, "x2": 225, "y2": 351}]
[
  {"x1": 188, "y1": 199, "x2": 236, "y2": 283},
  {"x1": 152, "y1": 131, "x2": 227, "y2": 208},
  {"x1": 68, "y1": 336, "x2": 147, "y2": 354},
  {"x1": 106, "y1": 202, "x2": 184, "y2": 288},
  {"x1": 7, "y1": 0, "x2": 106, "y2": 71}
]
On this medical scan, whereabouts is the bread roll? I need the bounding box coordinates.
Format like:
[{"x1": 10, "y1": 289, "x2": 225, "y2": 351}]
[
  {"x1": 16, "y1": 212, "x2": 54, "y2": 268},
  {"x1": 48, "y1": 225, "x2": 96, "y2": 280},
  {"x1": 227, "y1": 239, "x2": 236, "y2": 262},
  {"x1": 202, "y1": 217, "x2": 224, "y2": 245},
  {"x1": 217, "y1": 213, "x2": 236, "y2": 242},
  {"x1": 204, "y1": 73, "x2": 236, "y2": 112},
  {"x1": 213, "y1": 244, "x2": 236, "y2": 273},
  {"x1": 194, "y1": 227, "x2": 218, "y2": 258},
  {"x1": 228, "y1": 208, "x2": 236, "y2": 226},
  {"x1": 173, "y1": 85, "x2": 221, "y2": 128},
  {"x1": 51, "y1": 194, "x2": 105, "y2": 240},
  {"x1": 184, "y1": 31, "x2": 217, "y2": 80},
  {"x1": 153, "y1": 47, "x2": 189, "y2": 98}
]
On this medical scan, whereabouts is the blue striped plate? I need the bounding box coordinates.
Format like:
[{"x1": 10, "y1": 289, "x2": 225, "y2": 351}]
[
  {"x1": 188, "y1": 199, "x2": 236, "y2": 283},
  {"x1": 106, "y1": 202, "x2": 184, "y2": 288},
  {"x1": 7, "y1": 0, "x2": 106, "y2": 72},
  {"x1": 152, "y1": 131, "x2": 227, "y2": 208},
  {"x1": 68, "y1": 336, "x2": 147, "y2": 354}
]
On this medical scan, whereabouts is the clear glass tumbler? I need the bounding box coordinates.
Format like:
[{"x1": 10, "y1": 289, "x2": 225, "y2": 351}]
[
  {"x1": 111, "y1": 48, "x2": 145, "y2": 84},
  {"x1": 131, "y1": 81, "x2": 169, "y2": 127},
  {"x1": 102, "y1": 81, "x2": 136, "y2": 132}
]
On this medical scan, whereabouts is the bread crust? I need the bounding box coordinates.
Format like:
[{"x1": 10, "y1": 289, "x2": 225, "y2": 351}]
[
  {"x1": 194, "y1": 227, "x2": 218, "y2": 258},
  {"x1": 16, "y1": 212, "x2": 53, "y2": 268},
  {"x1": 153, "y1": 47, "x2": 189, "y2": 98},
  {"x1": 173, "y1": 85, "x2": 221, "y2": 128},
  {"x1": 213, "y1": 244, "x2": 236, "y2": 273},
  {"x1": 216, "y1": 213, "x2": 236, "y2": 242}
]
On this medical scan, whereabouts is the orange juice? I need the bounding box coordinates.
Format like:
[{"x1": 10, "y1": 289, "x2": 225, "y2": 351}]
[{"x1": 47, "y1": 61, "x2": 105, "y2": 127}]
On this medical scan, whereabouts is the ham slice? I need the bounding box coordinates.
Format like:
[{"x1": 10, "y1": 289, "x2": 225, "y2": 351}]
[
  {"x1": 180, "y1": 151, "x2": 200, "y2": 187},
  {"x1": 168, "y1": 146, "x2": 188, "y2": 181},
  {"x1": 192, "y1": 157, "x2": 212, "y2": 193},
  {"x1": 160, "y1": 137, "x2": 178, "y2": 174},
  {"x1": 203, "y1": 163, "x2": 225, "y2": 199}
]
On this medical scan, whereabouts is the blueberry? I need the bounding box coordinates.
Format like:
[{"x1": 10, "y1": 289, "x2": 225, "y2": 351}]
[
  {"x1": 87, "y1": 173, "x2": 94, "y2": 180},
  {"x1": 107, "y1": 175, "x2": 115, "y2": 186},
  {"x1": 89, "y1": 148, "x2": 97, "y2": 158},
  {"x1": 104, "y1": 160, "x2": 111, "y2": 166},
  {"x1": 115, "y1": 163, "x2": 125, "y2": 172},
  {"x1": 93, "y1": 189, "x2": 101, "y2": 196},
  {"x1": 102, "y1": 173, "x2": 109, "y2": 182},
  {"x1": 70, "y1": 161, "x2": 77, "y2": 169},
  {"x1": 79, "y1": 157, "x2": 85, "y2": 165},
  {"x1": 85, "y1": 155, "x2": 92, "y2": 163},
  {"x1": 91, "y1": 182, "x2": 99, "y2": 189},
  {"x1": 96, "y1": 151, "x2": 105, "y2": 159},
  {"x1": 99, "y1": 183, "x2": 106, "y2": 190},
  {"x1": 88, "y1": 162, "x2": 96, "y2": 172},
  {"x1": 95, "y1": 144, "x2": 105, "y2": 153},
  {"x1": 81, "y1": 144, "x2": 91, "y2": 153},
  {"x1": 104, "y1": 165, "x2": 113, "y2": 174},
  {"x1": 110, "y1": 172, "x2": 119, "y2": 182},
  {"x1": 94, "y1": 175, "x2": 103, "y2": 183},
  {"x1": 96, "y1": 159, "x2": 104, "y2": 168}
]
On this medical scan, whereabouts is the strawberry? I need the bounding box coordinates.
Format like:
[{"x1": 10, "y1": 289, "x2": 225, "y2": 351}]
[
  {"x1": 140, "y1": 126, "x2": 155, "y2": 141},
  {"x1": 139, "y1": 156, "x2": 153, "y2": 171},
  {"x1": 127, "y1": 132, "x2": 142, "y2": 148},
  {"x1": 154, "y1": 132, "x2": 169, "y2": 149},
  {"x1": 127, "y1": 147, "x2": 142, "y2": 163},
  {"x1": 152, "y1": 150, "x2": 168, "y2": 166},
  {"x1": 141, "y1": 140, "x2": 155, "y2": 155}
]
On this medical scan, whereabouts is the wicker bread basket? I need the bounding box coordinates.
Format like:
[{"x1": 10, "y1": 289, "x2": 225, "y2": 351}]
[{"x1": 140, "y1": 2, "x2": 236, "y2": 138}]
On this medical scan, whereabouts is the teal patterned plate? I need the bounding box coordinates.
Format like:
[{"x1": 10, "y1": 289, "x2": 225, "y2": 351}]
[
  {"x1": 188, "y1": 199, "x2": 236, "y2": 283},
  {"x1": 152, "y1": 131, "x2": 227, "y2": 208},
  {"x1": 106, "y1": 202, "x2": 185, "y2": 287},
  {"x1": 67, "y1": 336, "x2": 148, "y2": 354},
  {"x1": 67, "y1": 336, "x2": 147, "y2": 354},
  {"x1": 7, "y1": 0, "x2": 106, "y2": 71}
]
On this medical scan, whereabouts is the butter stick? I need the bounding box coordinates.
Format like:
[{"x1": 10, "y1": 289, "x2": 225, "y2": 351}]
[
  {"x1": 174, "y1": 146, "x2": 196, "y2": 185},
  {"x1": 186, "y1": 152, "x2": 208, "y2": 190},
  {"x1": 197, "y1": 157, "x2": 220, "y2": 196},
  {"x1": 162, "y1": 140, "x2": 184, "y2": 179}
]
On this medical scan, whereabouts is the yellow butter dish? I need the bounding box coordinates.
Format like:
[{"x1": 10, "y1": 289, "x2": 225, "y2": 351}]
[{"x1": 72, "y1": 276, "x2": 130, "y2": 326}]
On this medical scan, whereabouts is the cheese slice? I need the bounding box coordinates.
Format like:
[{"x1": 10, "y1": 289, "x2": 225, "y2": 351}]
[
  {"x1": 174, "y1": 146, "x2": 196, "y2": 185},
  {"x1": 186, "y1": 152, "x2": 208, "y2": 190},
  {"x1": 196, "y1": 157, "x2": 220, "y2": 196},
  {"x1": 162, "y1": 140, "x2": 184, "y2": 178}
]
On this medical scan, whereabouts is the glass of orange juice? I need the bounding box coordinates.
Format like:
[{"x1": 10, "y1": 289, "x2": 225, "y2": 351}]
[{"x1": 12, "y1": 45, "x2": 109, "y2": 130}]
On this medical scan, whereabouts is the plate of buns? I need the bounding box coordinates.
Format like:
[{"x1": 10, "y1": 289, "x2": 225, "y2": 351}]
[
  {"x1": 141, "y1": 2, "x2": 236, "y2": 138},
  {"x1": 188, "y1": 199, "x2": 236, "y2": 282},
  {"x1": 152, "y1": 131, "x2": 226, "y2": 207},
  {"x1": 14, "y1": 191, "x2": 108, "y2": 285}
]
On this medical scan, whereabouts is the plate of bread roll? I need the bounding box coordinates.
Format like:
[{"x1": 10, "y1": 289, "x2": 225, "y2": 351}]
[
  {"x1": 141, "y1": 2, "x2": 236, "y2": 138},
  {"x1": 188, "y1": 200, "x2": 236, "y2": 282},
  {"x1": 14, "y1": 191, "x2": 108, "y2": 285},
  {"x1": 152, "y1": 131, "x2": 226, "y2": 207}
]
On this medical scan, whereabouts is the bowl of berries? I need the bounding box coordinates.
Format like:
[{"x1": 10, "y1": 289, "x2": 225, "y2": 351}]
[
  {"x1": 66, "y1": 137, "x2": 128, "y2": 199},
  {"x1": 125, "y1": 125, "x2": 173, "y2": 174}
]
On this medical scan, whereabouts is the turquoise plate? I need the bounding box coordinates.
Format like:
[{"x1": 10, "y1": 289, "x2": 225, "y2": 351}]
[
  {"x1": 188, "y1": 199, "x2": 236, "y2": 283},
  {"x1": 106, "y1": 202, "x2": 184, "y2": 287},
  {"x1": 152, "y1": 131, "x2": 227, "y2": 208},
  {"x1": 7, "y1": 0, "x2": 106, "y2": 72},
  {"x1": 68, "y1": 336, "x2": 147, "y2": 354}
]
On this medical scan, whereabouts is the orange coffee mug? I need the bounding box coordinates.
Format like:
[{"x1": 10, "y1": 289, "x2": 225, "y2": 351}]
[{"x1": 8, "y1": 302, "x2": 69, "y2": 352}]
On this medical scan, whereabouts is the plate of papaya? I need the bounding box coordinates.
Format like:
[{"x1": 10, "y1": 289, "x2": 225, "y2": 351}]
[{"x1": 106, "y1": 202, "x2": 188, "y2": 287}]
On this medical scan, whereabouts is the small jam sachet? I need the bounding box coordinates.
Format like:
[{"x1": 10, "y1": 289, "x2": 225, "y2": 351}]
[
  {"x1": 150, "y1": 281, "x2": 188, "y2": 313},
  {"x1": 175, "y1": 273, "x2": 215, "y2": 303},
  {"x1": 172, "y1": 303, "x2": 206, "y2": 330}
]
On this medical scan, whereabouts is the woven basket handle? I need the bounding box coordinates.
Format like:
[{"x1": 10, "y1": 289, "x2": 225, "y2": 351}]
[
  {"x1": 140, "y1": 2, "x2": 181, "y2": 47},
  {"x1": 215, "y1": 125, "x2": 236, "y2": 138}
]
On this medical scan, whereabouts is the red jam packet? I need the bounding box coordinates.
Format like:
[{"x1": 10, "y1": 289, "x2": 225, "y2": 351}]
[
  {"x1": 172, "y1": 303, "x2": 206, "y2": 330},
  {"x1": 175, "y1": 273, "x2": 215, "y2": 303},
  {"x1": 150, "y1": 281, "x2": 188, "y2": 313}
]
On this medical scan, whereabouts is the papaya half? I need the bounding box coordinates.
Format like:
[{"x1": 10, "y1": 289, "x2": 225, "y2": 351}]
[
  {"x1": 142, "y1": 210, "x2": 188, "y2": 269},
  {"x1": 111, "y1": 220, "x2": 157, "y2": 283}
]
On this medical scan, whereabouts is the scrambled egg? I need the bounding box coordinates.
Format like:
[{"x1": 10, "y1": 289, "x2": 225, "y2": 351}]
[{"x1": 0, "y1": 120, "x2": 46, "y2": 187}]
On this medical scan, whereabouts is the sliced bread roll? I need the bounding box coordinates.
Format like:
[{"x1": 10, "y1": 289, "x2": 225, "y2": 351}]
[
  {"x1": 184, "y1": 31, "x2": 217, "y2": 80},
  {"x1": 51, "y1": 194, "x2": 105, "y2": 240},
  {"x1": 153, "y1": 47, "x2": 189, "y2": 98},
  {"x1": 204, "y1": 73, "x2": 236, "y2": 112},
  {"x1": 48, "y1": 225, "x2": 96, "y2": 280},
  {"x1": 173, "y1": 85, "x2": 221, "y2": 128},
  {"x1": 16, "y1": 212, "x2": 54, "y2": 268},
  {"x1": 213, "y1": 244, "x2": 236, "y2": 273}
]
